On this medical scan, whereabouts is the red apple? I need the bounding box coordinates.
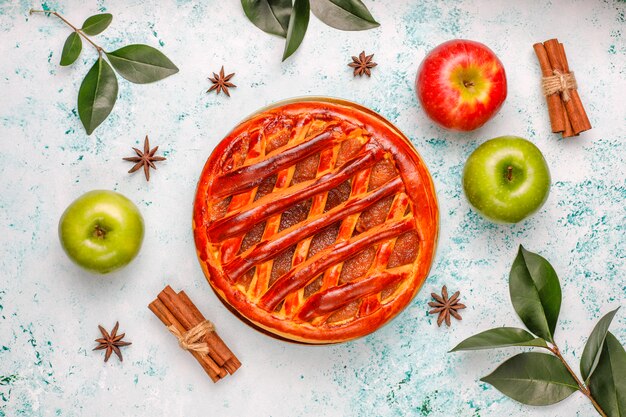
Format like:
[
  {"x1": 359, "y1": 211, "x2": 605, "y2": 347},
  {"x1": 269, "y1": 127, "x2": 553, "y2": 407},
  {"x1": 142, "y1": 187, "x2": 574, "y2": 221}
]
[{"x1": 416, "y1": 39, "x2": 507, "y2": 131}]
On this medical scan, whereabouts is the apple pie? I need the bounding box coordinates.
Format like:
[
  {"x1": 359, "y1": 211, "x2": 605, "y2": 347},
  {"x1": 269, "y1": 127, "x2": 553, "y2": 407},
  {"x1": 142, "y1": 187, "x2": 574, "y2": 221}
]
[{"x1": 193, "y1": 99, "x2": 438, "y2": 344}]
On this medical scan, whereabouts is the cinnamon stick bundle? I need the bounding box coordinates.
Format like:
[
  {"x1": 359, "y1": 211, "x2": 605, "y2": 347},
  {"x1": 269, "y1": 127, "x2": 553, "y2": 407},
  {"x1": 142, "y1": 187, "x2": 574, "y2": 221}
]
[
  {"x1": 533, "y1": 38, "x2": 591, "y2": 138},
  {"x1": 149, "y1": 285, "x2": 241, "y2": 383}
]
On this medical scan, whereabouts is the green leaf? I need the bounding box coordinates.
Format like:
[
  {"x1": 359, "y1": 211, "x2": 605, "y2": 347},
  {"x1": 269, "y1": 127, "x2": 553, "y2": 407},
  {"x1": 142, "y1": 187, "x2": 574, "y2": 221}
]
[
  {"x1": 60, "y1": 32, "x2": 82, "y2": 66},
  {"x1": 106, "y1": 45, "x2": 179, "y2": 84},
  {"x1": 241, "y1": 0, "x2": 292, "y2": 37},
  {"x1": 581, "y1": 308, "x2": 620, "y2": 383},
  {"x1": 588, "y1": 332, "x2": 626, "y2": 417},
  {"x1": 509, "y1": 245, "x2": 562, "y2": 343},
  {"x1": 481, "y1": 352, "x2": 579, "y2": 406},
  {"x1": 450, "y1": 327, "x2": 547, "y2": 352},
  {"x1": 81, "y1": 13, "x2": 113, "y2": 36},
  {"x1": 282, "y1": 0, "x2": 310, "y2": 61},
  {"x1": 78, "y1": 57, "x2": 118, "y2": 135},
  {"x1": 310, "y1": 0, "x2": 379, "y2": 31}
]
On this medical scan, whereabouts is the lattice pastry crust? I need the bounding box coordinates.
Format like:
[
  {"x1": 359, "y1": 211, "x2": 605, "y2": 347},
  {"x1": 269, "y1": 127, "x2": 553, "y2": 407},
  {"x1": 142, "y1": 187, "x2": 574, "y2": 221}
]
[{"x1": 193, "y1": 99, "x2": 438, "y2": 344}]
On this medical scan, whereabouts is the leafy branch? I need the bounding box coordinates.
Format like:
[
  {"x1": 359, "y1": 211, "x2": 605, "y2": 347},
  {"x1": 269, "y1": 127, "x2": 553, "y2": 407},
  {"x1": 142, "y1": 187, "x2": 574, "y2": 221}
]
[
  {"x1": 241, "y1": 0, "x2": 379, "y2": 61},
  {"x1": 451, "y1": 245, "x2": 625, "y2": 417},
  {"x1": 30, "y1": 9, "x2": 178, "y2": 135}
]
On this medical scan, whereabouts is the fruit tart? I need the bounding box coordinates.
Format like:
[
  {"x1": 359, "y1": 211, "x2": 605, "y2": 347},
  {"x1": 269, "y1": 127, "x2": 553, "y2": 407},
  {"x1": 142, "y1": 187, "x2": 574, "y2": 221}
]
[{"x1": 193, "y1": 98, "x2": 438, "y2": 344}]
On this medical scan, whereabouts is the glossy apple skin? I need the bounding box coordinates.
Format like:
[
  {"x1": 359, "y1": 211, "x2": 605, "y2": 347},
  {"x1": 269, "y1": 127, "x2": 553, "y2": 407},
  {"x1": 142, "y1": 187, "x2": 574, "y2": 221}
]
[
  {"x1": 58, "y1": 190, "x2": 144, "y2": 274},
  {"x1": 463, "y1": 136, "x2": 550, "y2": 223},
  {"x1": 416, "y1": 39, "x2": 507, "y2": 131}
]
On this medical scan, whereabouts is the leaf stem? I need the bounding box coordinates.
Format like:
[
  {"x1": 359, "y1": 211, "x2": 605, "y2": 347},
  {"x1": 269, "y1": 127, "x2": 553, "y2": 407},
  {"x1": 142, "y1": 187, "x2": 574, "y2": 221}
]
[
  {"x1": 548, "y1": 344, "x2": 607, "y2": 417},
  {"x1": 30, "y1": 9, "x2": 104, "y2": 56}
]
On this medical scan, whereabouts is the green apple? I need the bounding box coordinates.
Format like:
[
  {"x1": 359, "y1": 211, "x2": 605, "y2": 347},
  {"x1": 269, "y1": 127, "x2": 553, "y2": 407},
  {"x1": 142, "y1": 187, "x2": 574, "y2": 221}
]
[
  {"x1": 58, "y1": 190, "x2": 144, "y2": 273},
  {"x1": 463, "y1": 136, "x2": 550, "y2": 223}
]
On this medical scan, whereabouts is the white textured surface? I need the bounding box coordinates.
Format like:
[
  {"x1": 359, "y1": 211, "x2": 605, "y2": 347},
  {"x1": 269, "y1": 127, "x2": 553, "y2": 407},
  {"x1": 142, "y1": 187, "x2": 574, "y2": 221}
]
[{"x1": 0, "y1": 0, "x2": 624, "y2": 416}]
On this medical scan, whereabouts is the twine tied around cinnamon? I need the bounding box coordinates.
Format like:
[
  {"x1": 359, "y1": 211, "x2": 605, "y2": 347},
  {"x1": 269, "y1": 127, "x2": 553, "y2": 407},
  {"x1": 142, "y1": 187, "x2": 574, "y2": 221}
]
[
  {"x1": 542, "y1": 70, "x2": 577, "y2": 102},
  {"x1": 167, "y1": 320, "x2": 215, "y2": 354}
]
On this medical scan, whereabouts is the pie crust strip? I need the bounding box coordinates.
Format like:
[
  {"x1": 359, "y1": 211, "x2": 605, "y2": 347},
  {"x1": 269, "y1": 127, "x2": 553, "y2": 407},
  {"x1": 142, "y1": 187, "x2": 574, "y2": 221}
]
[
  {"x1": 218, "y1": 129, "x2": 265, "y2": 263},
  {"x1": 296, "y1": 267, "x2": 411, "y2": 322},
  {"x1": 288, "y1": 168, "x2": 374, "y2": 321},
  {"x1": 208, "y1": 144, "x2": 383, "y2": 241},
  {"x1": 223, "y1": 176, "x2": 404, "y2": 281},
  {"x1": 358, "y1": 192, "x2": 411, "y2": 317},
  {"x1": 249, "y1": 120, "x2": 312, "y2": 299},
  {"x1": 259, "y1": 216, "x2": 415, "y2": 311},
  {"x1": 316, "y1": 168, "x2": 373, "y2": 297},
  {"x1": 211, "y1": 129, "x2": 345, "y2": 199},
  {"x1": 283, "y1": 145, "x2": 338, "y2": 315}
]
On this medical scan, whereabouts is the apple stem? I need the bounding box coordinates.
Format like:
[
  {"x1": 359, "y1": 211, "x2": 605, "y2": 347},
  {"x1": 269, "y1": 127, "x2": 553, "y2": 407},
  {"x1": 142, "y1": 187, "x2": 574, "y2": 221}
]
[
  {"x1": 463, "y1": 80, "x2": 474, "y2": 88},
  {"x1": 506, "y1": 166, "x2": 513, "y2": 182},
  {"x1": 93, "y1": 225, "x2": 107, "y2": 239}
]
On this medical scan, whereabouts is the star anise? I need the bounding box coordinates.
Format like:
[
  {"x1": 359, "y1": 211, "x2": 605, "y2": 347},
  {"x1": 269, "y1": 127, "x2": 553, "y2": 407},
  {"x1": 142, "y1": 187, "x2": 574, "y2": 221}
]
[
  {"x1": 207, "y1": 66, "x2": 236, "y2": 96},
  {"x1": 428, "y1": 286, "x2": 466, "y2": 327},
  {"x1": 123, "y1": 135, "x2": 166, "y2": 181},
  {"x1": 348, "y1": 51, "x2": 377, "y2": 77},
  {"x1": 93, "y1": 321, "x2": 131, "y2": 362}
]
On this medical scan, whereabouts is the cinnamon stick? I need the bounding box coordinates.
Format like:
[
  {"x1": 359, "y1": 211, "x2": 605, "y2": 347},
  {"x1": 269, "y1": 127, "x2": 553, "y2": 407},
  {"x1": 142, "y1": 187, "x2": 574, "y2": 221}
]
[
  {"x1": 544, "y1": 39, "x2": 586, "y2": 134},
  {"x1": 149, "y1": 285, "x2": 241, "y2": 383},
  {"x1": 533, "y1": 42, "x2": 566, "y2": 133},
  {"x1": 157, "y1": 286, "x2": 195, "y2": 330},
  {"x1": 555, "y1": 42, "x2": 574, "y2": 137},
  {"x1": 178, "y1": 291, "x2": 241, "y2": 375},
  {"x1": 557, "y1": 42, "x2": 591, "y2": 134},
  {"x1": 148, "y1": 299, "x2": 222, "y2": 382},
  {"x1": 158, "y1": 286, "x2": 228, "y2": 373},
  {"x1": 554, "y1": 42, "x2": 576, "y2": 137}
]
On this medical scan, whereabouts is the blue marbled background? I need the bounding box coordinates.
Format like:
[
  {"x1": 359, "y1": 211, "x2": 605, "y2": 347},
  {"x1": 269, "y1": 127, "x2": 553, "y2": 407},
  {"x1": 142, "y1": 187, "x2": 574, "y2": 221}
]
[{"x1": 1, "y1": 0, "x2": 624, "y2": 416}]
